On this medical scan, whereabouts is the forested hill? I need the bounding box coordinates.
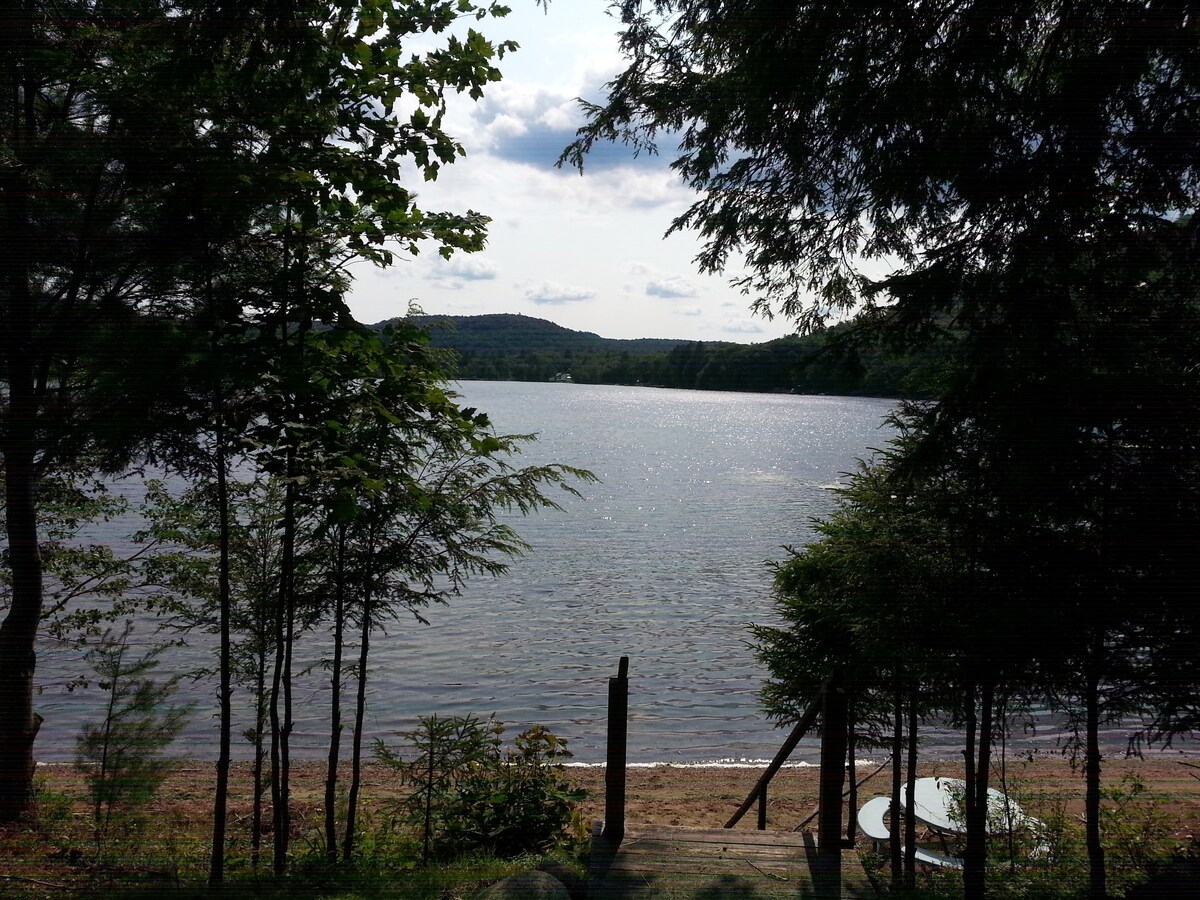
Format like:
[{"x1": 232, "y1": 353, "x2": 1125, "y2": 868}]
[
  {"x1": 392, "y1": 313, "x2": 685, "y2": 355},
  {"x1": 372, "y1": 313, "x2": 939, "y2": 398}
]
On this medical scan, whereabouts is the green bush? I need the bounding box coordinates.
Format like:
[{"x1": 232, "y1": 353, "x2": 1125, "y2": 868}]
[{"x1": 375, "y1": 715, "x2": 586, "y2": 861}]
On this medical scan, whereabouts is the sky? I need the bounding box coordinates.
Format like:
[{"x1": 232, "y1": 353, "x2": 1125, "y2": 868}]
[{"x1": 344, "y1": 2, "x2": 802, "y2": 344}]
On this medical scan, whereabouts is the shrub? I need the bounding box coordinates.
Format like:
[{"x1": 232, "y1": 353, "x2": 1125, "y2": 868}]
[{"x1": 375, "y1": 715, "x2": 586, "y2": 861}]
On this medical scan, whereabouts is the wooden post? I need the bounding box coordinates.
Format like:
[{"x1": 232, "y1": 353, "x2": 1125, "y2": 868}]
[
  {"x1": 603, "y1": 656, "x2": 629, "y2": 844},
  {"x1": 757, "y1": 785, "x2": 768, "y2": 830},
  {"x1": 818, "y1": 671, "x2": 847, "y2": 885}
]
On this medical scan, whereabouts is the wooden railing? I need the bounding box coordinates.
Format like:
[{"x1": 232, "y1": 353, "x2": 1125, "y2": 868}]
[
  {"x1": 724, "y1": 672, "x2": 849, "y2": 885},
  {"x1": 599, "y1": 660, "x2": 852, "y2": 885},
  {"x1": 724, "y1": 674, "x2": 833, "y2": 829}
]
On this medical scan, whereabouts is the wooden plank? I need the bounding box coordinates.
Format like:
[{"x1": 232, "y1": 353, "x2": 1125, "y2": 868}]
[
  {"x1": 625, "y1": 825, "x2": 820, "y2": 848},
  {"x1": 619, "y1": 844, "x2": 816, "y2": 864},
  {"x1": 603, "y1": 859, "x2": 797, "y2": 877},
  {"x1": 589, "y1": 823, "x2": 878, "y2": 899}
]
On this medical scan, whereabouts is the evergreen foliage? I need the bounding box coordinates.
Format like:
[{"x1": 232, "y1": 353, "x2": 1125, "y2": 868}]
[
  {"x1": 74, "y1": 622, "x2": 192, "y2": 859},
  {"x1": 569, "y1": 4, "x2": 1199, "y2": 897}
]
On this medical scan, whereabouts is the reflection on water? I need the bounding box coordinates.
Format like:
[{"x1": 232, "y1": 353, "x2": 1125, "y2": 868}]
[{"x1": 38, "y1": 382, "x2": 901, "y2": 763}]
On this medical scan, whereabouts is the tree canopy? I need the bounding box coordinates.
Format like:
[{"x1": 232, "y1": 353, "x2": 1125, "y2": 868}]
[
  {"x1": 567, "y1": 5, "x2": 1200, "y2": 898},
  {"x1": 0, "y1": 0, "x2": 540, "y2": 835},
  {"x1": 564, "y1": 0, "x2": 1200, "y2": 333}
]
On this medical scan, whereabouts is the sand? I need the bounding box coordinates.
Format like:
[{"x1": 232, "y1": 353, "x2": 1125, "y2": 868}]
[{"x1": 27, "y1": 747, "x2": 1200, "y2": 842}]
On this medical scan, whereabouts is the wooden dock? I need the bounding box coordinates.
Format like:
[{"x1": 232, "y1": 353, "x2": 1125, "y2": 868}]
[{"x1": 588, "y1": 824, "x2": 877, "y2": 899}]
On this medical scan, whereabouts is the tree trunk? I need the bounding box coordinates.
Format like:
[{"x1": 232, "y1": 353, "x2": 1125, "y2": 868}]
[
  {"x1": 962, "y1": 681, "x2": 993, "y2": 900},
  {"x1": 252, "y1": 645, "x2": 267, "y2": 871},
  {"x1": 0, "y1": 0, "x2": 43, "y2": 822},
  {"x1": 889, "y1": 678, "x2": 903, "y2": 890},
  {"x1": 342, "y1": 597, "x2": 372, "y2": 863},
  {"x1": 0, "y1": 445, "x2": 42, "y2": 823},
  {"x1": 904, "y1": 686, "x2": 918, "y2": 888},
  {"x1": 961, "y1": 683, "x2": 980, "y2": 900},
  {"x1": 209, "y1": 434, "x2": 233, "y2": 887},
  {"x1": 324, "y1": 526, "x2": 347, "y2": 863},
  {"x1": 845, "y1": 690, "x2": 856, "y2": 847},
  {"x1": 271, "y1": 468, "x2": 297, "y2": 877},
  {"x1": 817, "y1": 672, "x2": 846, "y2": 889},
  {"x1": 1085, "y1": 658, "x2": 1106, "y2": 900}
]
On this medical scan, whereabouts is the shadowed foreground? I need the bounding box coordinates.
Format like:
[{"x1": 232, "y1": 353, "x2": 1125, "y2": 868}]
[{"x1": 588, "y1": 824, "x2": 876, "y2": 899}]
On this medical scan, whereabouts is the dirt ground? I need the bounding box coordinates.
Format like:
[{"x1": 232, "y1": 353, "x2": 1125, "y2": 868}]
[
  {"x1": 569, "y1": 751, "x2": 1200, "y2": 839},
  {"x1": 4, "y1": 749, "x2": 1198, "y2": 893},
  {"x1": 22, "y1": 747, "x2": 1200, "y2": 837}
]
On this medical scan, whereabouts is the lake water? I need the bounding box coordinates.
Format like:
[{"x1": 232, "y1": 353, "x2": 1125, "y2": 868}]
[
  {"x1": 34, "y1": 381, "x2": 1169, "y2": 766},
  {"x1": 34, "y1": 382, "x2": 897, "y2": 764}
]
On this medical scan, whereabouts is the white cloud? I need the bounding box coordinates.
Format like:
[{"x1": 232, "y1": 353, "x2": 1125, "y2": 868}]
[
  {"x1": 445, "y1": 257, "x2": 499, "y2": 281},
  {"x1": 487, "y1": 113, "x2": 529, "y2": 140},
  {"x1": 423, "y1": 255, "x2": 500, "y2": 291},
  {"x1": 342, "y1": 7, "x2": 806, "y2": 344},
  {"x1": 645, "y1": 275, "x2": 698, "y2": 299},
  {"x1": 525, "y1": 282, "x2": 597, "y2": 305}
]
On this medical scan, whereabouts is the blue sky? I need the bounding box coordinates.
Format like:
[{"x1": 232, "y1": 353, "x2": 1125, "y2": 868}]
[{"x1": 344, "y1": 2, "x2": 802, "y2": 343}]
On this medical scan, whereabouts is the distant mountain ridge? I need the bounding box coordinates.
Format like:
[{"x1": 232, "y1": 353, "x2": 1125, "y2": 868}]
[
  {"x1": 376, "y1": 313, "x2": 699, "y2": 355},
  {"x1": 367, "y1": 312, "x2": 936, "y2": 398}
]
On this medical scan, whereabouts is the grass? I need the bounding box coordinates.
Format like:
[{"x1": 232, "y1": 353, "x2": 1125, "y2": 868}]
[{"x1": 0, "y1": 775, "x2": 586, "y2": 899}]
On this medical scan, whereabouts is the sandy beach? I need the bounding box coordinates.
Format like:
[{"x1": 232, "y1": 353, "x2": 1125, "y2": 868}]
[{"x1": 30, "y1": 748, "x2": 1200, "y2": 843}]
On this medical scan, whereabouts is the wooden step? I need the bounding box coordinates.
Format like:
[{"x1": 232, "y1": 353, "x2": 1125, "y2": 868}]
[{"x1": 588, "y1": 823, "x2": 878, "y2": 899}]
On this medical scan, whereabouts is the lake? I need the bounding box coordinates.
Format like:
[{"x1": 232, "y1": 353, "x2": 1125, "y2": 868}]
[
  {"x1": 38, "y1": 380, "x2": 1162, "y2": 766},
  {"x1": 34, "y1": 382, "x2": 898, "y2": 764}
]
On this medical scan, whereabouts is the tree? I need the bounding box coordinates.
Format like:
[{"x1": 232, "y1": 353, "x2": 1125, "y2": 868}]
[
  {"x1": 1, "y1": 0, "x2": 531, "y2": 829},
  {"x1": 754, "y1": 410, "x2": 1041, "y2": 888},
  {"x1": 74, "y1": 622, "x2": 192, "y2": 860},
  {"x1": 569, "y1": 9, "x2": 1199, "y2": 896},
  {"x1": 563, "y1": 1, "x2": 1199, "y2": 335},
  {"x1": 304, "y1": 329, "x2": 594, "y2": 861},
  {"x1": 1, "y1": 1, "x2": 195, "y2": 821},
  {"x1": 138, "y1": 475, "x2": 292, "y2": 869}
]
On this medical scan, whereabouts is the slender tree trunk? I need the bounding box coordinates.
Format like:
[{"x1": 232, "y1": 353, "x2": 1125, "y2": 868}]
[
  {"x1": 324, "y1": 526, "x2": 347, "y2": 863},
  {"x1": 817, "y1": 672, "x2": 847, "y2": 886},
  {"x1": 269, "y1": 559, "x2": 285, "y2": 873},
  {"x1": 208, "y1": 251, "x2": 234, "y2": 884},
  {"x1": 0, "y1": 0, "x2": 43, "y2": 822},
  {"x1": 996, "y1": 699, "x2": 1016, "y2": 870},
  {"x1": 961, "y1": 682, "x2": 981, "y2": 900},
  {"x1": 252, "y1": 645, "x2": 267, "y2": 871},
  {"x1": 93, "y1": 642, "x2": 125, "y2": 856},
  {"x1": 845, "y1": 690, "x2": 857, "y2": 847},
  {"x1": 963, "y1": 681, "x2": 993, "y2": 900},
  {"x1": 271, "y1": 468, "x2": 297, "y2": 877},
  {"x1": 889, "y1": 677, "x2": 903, "y2": 890},
  {"x1": 1085, "y1": 645, "x2": 1106, "y2": 900},
  {"x1": 904, "y1": 685, "x2": 918, "y2": 888},
  {"x1": 270, "y1": 210, "x2": 302, "y2": 877},
  {"x1": 342, "y1": 596, "x2": 372, "y2": 863},
  {"x1": 209, "y1": 433, "x2": 233, "y2": 887}
]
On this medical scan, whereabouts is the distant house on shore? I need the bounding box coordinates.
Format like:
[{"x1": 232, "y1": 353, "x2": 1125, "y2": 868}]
[{"x1": 550, "y1": 372, "x2": 573, "y2": 383}]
